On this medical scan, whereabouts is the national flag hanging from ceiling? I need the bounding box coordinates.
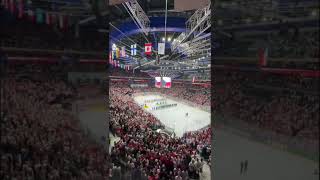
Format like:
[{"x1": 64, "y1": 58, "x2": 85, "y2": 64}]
[
  {"x1": 145, "y1": 43, "x2": 152, "y2": 55},
  {"x1": 158, "y1": 43, "x2": 165, "y2": 55},
  {"x1": 116, "y1": 48, "x2": 120, "y2": 58},
  {"x1": 121, "y1": 46, "x2": 126, "y2": 57},
  {"x1": 109, "y1": 51, "x2": 113, "y2": 64},
  {"x1": 131, "y1": 44, "x2": 137, "y2": 56},
  {"x1": 112, "y1": 44, "x2": 117, "y2": 59}
]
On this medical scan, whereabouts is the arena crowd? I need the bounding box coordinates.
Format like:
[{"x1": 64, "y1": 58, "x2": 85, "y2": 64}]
[
  {"x1": 1, "y1": 64, "x2": 111, "y2": 179},
  {"x1": 215, "y1": 70, "x2": 319, "y2": 142},
  {"x1": 109, "y1": 81, "x2": 211, "y2": 180}
]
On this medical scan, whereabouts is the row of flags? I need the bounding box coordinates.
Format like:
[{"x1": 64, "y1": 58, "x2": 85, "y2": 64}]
[
  {"x1": 1, "y1": 0, "x2": 69, "y2": 30},
  {"x1": 109, "y1": 52, "x2": 132, "y2": 70},
  {"x1": 144, "y1": 42, "x2": 166, "y2": 55},
  {"x1": 109, "y1": 42, "x2": 165, "y2": 70},
  {"x1": 111, "y1": 42, "x2": 166, "y2": 58}
]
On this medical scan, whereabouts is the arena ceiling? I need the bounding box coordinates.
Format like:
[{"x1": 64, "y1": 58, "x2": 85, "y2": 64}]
[{"x1": 109, "y1": 0, "x2": 211, "y2": 78}]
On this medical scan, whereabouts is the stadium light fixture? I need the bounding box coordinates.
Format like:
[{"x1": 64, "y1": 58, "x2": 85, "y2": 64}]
[
  {"x1": 162, "y1": 37, "x2": 166, "y2": 41},
  {"x1": 167, "y1": 37, "x2": 172, "y2": 42}
]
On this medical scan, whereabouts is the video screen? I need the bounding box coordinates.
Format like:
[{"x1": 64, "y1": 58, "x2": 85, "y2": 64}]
[
  {"x1": 162, "y1": 77, "x2": 172, "y2": 88},
  {"x1": 155, "y1": 77, "x2": 162, "y2": 88}
]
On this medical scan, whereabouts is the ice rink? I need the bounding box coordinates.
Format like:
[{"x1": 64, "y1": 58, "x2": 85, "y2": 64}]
[{"x1": 134, "y1": 94, "x2": 211, "y2": 137}]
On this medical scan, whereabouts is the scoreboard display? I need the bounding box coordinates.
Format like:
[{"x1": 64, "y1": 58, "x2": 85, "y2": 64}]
[{"x1": 154, "y1": 77, "x2": 171, "y2": 88}]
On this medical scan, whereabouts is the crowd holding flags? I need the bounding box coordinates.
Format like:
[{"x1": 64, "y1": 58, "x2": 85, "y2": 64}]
[{"x1": 1, "y1": 0, "x2": 69, "y2": 30}]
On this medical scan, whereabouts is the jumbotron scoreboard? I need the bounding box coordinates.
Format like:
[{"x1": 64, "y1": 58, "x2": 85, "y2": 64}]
[{"x1": 155, "y1": 77, "x2": 171, "y2": 88}]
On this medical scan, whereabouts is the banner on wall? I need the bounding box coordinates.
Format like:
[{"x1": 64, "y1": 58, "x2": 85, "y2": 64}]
[
  {"x1": 18, "y1": 0, "x2": 23, "y2": 18},
  {"x1": 259, "y1": 48, "x2": 268, "y2": 67},
  {"x1": 45, "y1": 12, "x2": 51, "y2": 25},
  {"x1": 9, "y1": 0, "x2": 15, "y2": 13},
  {"x1": 36, "y1": 8, "x2": 44, "y2": 23},
  {"x1": 2, "y1": 0, "x2": 8, "y2": 9}
]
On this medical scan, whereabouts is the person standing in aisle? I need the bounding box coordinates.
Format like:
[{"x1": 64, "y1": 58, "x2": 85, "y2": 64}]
[
  {"x1": 240, "y1": 161, "x2": 244, "y2": 174},
  {"x1": 244, "y1": 160, "x2": 248, "y2": 174}
]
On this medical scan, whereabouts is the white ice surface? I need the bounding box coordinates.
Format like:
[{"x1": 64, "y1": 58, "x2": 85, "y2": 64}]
[{"x1": 134, "y1": 94, "x2": 211, "y2": 137}]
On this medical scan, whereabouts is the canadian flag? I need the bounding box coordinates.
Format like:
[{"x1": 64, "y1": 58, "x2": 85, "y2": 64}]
[{"x1": 145, "y1": 43, "x2": 152, "y2": 55}]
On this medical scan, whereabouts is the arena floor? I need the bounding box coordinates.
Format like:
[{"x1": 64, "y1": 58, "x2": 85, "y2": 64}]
[
  {"x1": 134, "y1": 94, "x2": 211, "y2": 137},
  {"x1": 213, "y1": 129, "x2": 319, "y2": 180}
]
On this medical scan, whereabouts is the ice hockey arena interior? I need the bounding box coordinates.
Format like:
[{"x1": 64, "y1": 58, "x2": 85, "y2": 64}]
[
  {"x1": 0, "y1": 0, "x2": 319, "y2": 180},
  {"x1": 109, "y1": 0, "x2": 212, "y2": 179}
]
